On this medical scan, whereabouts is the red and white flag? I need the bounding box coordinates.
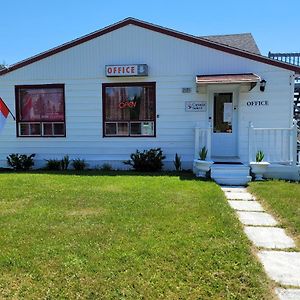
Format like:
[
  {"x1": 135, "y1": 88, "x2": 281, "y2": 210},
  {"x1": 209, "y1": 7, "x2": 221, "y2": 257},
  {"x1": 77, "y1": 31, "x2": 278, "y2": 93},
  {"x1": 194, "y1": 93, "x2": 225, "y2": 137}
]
[{"x1": 0, "y1": 97, "x2": 10, "y2": 133}]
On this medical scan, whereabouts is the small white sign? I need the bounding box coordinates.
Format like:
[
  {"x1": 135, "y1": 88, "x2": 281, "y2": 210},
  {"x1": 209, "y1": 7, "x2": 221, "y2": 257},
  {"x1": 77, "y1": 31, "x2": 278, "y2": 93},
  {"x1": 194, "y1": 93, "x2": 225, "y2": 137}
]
[
  {"x1": 105, "y1": 64, "x2": 148, "y2": 77},
  {"x1": 182, "y1": 87, "x2": 192, "y2": 93},
  {"x1": 223, "y1": 102, "x2": 232, "y2": 122},
  {"x1": 185, "y1": 101, "x2": 207, "y2": 112}
]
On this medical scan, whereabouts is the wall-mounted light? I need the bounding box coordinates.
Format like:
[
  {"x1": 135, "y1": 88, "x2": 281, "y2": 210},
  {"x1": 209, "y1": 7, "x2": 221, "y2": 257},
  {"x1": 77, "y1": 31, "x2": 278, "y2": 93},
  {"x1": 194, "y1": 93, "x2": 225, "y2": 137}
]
[{"x1": 260, "y1": 79, "x2": 266, "y2": 92}]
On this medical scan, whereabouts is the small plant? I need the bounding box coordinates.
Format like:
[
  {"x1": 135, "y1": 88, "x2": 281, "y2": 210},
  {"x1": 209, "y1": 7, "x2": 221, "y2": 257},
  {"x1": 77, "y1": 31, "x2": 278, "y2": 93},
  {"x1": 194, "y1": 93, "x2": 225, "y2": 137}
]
[
  {"x1": 124, "y1": 148, "x2": 165, "y2": 172},
  {"x1": 61, "y1": 155, "x2": 70, "y2": 170},
  {"x1": 173, "y1": 153, "x2": 182, "y2": 171},
  {"x1": 100, "y1": 163, "x2": 113, "y2": 171},
  {"x1": 199, "y1": 147, "x2": 208, "y2": 160},
  {"x1": 45, "y1": 159, "x2": 61, "y2": 171},
  {"x1": 255, "y1": 150, "x2": 265, "y2": 162},
  {"x1": 72, "y1": 159, "x2": 86, "y2": 171},
  {"x1": 7, "y1": 153, "x2": 35, "y2": 171}
]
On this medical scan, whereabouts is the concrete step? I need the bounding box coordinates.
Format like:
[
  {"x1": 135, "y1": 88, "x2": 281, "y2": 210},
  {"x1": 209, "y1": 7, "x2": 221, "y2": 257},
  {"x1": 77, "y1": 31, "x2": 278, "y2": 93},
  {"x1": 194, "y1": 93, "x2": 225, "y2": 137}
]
[
  {"x1": 213, "y1": 175, "x2": 252, "y2": 186},
  {"x1": 211, "y1": 164, "x2": 250, "y2": 176},
  {"x1": 211, "y1": 164, "x2": 251, "y2": 186}
]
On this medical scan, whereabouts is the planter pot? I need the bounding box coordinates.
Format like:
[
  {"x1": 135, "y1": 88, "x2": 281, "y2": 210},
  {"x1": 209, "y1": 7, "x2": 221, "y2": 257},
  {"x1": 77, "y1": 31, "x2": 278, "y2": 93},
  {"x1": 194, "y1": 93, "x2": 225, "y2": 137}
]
[
  {"x1": 193, "y1": 159, "x2": 214, "y2": 178},
  {"x1": 250, "y1": 162, "x2": 270, "y2": 180}
]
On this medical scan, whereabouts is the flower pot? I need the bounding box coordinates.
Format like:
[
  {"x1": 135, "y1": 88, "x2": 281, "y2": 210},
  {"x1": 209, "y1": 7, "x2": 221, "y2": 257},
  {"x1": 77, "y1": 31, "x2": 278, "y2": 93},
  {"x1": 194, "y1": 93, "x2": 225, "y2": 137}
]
[
  {"x1": 250, "y1": 162, "x2": 270, "y2": 180},
  {"x1": 193, "y1": 159, "x2": 214, "y2": 178}
]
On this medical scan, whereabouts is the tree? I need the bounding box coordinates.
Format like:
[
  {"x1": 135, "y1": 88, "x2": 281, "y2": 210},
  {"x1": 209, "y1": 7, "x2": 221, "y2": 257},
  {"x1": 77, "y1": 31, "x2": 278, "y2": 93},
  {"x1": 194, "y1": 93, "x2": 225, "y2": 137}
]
[{"x1": 0, "y1": 61, "x2": 6, "y2": 70}]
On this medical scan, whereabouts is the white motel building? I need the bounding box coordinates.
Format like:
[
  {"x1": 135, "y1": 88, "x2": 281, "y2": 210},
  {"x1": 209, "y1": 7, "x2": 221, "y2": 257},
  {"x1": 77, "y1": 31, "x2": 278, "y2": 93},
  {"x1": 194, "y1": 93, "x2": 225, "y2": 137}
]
[{"x1": 0, "y1": 18, "x2": 299, "y2": 184}]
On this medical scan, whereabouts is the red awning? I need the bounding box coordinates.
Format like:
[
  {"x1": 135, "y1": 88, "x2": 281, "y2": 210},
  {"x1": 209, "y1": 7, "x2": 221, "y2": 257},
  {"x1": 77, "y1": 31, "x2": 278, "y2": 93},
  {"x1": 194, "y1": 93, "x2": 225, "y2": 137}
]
[{"x1": 196, "y1": 73, "x2": 261, "y2": 84}]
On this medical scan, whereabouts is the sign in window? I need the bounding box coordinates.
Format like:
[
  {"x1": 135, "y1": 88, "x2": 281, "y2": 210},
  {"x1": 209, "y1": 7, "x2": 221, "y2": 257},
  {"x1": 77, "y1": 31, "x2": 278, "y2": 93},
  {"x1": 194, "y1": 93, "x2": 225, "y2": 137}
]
[
  {"x1": 16, "y1": 85, "x2": 65, "y2": 137},
  {"x1": 103, "y1": 83, "x2": 156, "y2": 137},
  {"x1": 213, "y1": 93, "x2": 233, "y2": 133}
]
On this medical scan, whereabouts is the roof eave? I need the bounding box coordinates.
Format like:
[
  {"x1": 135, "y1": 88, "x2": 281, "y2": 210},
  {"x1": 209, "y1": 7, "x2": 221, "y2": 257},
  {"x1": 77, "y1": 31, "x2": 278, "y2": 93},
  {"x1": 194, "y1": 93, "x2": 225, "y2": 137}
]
[{"x1": 1, "y1": 17, "x2": 300, "y2": 76}]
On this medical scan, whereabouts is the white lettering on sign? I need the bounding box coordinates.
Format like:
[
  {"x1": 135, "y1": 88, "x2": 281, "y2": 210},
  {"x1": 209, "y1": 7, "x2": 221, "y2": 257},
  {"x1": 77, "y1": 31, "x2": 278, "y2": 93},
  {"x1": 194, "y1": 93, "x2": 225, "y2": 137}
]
[
  {"x1": 185, "y1": 101, "x2": 207, "y2": 112},
  {"x1": 105, "y1": 64, "x2": 148, "y2": 77},
  {"x1": 246, "y1": 100, "x2": 269, "y2": 106}
]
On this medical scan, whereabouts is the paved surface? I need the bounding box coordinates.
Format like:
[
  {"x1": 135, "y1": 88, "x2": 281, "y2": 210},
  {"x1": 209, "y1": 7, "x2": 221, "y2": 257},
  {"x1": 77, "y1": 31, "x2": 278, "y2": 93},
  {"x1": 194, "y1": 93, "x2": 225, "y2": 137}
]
[
  {"x1": 221, "y1": 186, "x2": 247, "y2": 193},
  {"x1": 228, "y1": 200, "x2": 264, "y2": 211},
  {"x1": 258, "y1": 251, "x2": 300, "y2": 286},
  {"x1": 244, "y1": 226, "x2": 295, "y2": 249},
  {"x1": 237, "y1": 211, "x2": 278, "y2": 226},
  {"x1": 222, "y1": 186, "x2": 300, "y2": 297},
  {"x1": 275, "y1": 288, "x2": 300, "y2": 300},
  {"x1": 224, "y1": 191, "x2": 254, "y2": 200}
]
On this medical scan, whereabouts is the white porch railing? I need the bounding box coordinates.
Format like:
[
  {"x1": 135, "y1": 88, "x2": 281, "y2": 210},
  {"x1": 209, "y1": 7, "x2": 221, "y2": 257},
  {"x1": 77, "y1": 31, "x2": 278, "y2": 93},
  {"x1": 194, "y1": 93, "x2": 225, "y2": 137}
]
[
  {"x1": 297, "y1": 125, "x2": 300, "y2": 164},
  {"x1": 194, "y1": 122, "x2": 212, "y2": 159},
  {"x1": 249, "y1": 120, "x2": 298, "y2": 166}
]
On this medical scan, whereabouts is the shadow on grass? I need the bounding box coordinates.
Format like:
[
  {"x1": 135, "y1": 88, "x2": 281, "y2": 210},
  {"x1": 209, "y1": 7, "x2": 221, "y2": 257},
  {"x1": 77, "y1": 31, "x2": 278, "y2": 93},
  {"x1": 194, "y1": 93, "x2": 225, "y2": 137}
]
[{"x1": 0, "y1": 168, "x2": 212, "y2": 182}]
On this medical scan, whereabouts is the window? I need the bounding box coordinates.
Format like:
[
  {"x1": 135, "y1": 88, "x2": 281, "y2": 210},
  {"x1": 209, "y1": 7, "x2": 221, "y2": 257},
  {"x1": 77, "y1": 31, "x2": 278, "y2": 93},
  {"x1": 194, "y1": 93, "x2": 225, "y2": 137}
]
[
  {"x1": 103, "y1": 82, "x2": 156, "y2": 137},
  {"x1": 213, "y1": 93, "x2": 233, "y2": 133},
  {"x1": 15, "y1": 84, "x2": 65, "y2": 137}
]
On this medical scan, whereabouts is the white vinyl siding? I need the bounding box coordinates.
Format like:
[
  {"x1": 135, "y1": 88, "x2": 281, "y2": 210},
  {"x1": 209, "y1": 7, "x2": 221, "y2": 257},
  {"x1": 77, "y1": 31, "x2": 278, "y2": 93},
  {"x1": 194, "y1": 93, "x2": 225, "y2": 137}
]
[{"x1": 0, "y1": 24, "x2": 294, "y2": 168}]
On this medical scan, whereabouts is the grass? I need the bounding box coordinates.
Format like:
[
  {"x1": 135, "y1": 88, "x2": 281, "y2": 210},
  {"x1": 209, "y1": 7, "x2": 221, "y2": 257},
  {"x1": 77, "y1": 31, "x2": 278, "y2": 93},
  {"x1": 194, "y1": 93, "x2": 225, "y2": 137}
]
[
  {"x1": 0, "y1": 172, "x2": 273, "y2": 299},
  {"x1": 249, "y1": 180, "x2": 300, "y2": 246}
]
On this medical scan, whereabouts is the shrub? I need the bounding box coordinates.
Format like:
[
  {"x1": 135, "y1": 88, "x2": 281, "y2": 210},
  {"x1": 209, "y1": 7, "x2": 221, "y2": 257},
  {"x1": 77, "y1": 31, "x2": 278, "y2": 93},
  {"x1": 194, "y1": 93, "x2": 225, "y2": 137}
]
[
  {"x1": 72, "y1": 159, "x2": 86, "y2": 171},
  {"x1": 255, "y1": 150, "x2": 265, "y2": 162},
  {"x1": 100, "y1": 163, "x2": 113, "y2": 171},
  {"x1": 45, "y1": 159, "x2": 61, "y2": 171},
  {"x1": 7, "y1": 153, "x2": 35, "y2": 171},
  {"x1": 199, "y1": 146, "x2": 208, "y2": 160},
  {"x1": 61, "y1": 155, "x2": 70, "y2": 170},
  {"x1": 124, "y1": 148, "x2": 165, "y2": 172},
  {"x1": 173, "y1": 153, "x2": 182, "y2": 171}
]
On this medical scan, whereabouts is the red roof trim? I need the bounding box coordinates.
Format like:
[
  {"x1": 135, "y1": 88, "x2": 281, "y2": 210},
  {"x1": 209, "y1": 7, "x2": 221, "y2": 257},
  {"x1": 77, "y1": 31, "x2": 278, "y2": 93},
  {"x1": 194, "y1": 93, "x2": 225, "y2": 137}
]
[{"x1": 1, "y1": 18, "x2": 300, "y2": 76}]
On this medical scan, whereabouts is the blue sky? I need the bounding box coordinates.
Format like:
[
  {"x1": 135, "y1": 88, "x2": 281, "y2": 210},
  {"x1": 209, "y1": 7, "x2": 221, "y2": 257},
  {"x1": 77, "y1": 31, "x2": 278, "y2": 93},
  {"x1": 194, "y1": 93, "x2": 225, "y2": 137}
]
[{"x1": 1, "y1": 0, "x2": 299, "y2": 65}]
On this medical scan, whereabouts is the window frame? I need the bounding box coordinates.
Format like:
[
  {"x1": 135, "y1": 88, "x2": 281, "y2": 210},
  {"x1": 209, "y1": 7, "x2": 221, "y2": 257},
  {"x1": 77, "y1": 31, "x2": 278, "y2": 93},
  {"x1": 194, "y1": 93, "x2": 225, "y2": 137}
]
[
  {"x1": 102, "y1": 82, "x2": 156, "y2": 138},
  {"x1": 15, "y1": 84, "x2": 66, "y2": 138}
]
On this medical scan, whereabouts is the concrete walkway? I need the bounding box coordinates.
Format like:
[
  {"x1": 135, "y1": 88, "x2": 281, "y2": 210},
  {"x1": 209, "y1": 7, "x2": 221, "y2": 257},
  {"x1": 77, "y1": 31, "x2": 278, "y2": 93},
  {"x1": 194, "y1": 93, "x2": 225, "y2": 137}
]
[{"x1": 221, "y1": 186, "x2": 300, "y2": 300}]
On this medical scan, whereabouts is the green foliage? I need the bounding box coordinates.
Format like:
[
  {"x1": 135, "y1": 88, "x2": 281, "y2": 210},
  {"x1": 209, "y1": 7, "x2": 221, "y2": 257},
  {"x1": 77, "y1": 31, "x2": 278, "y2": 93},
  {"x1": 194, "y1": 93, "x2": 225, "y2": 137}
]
[
  {"x1": 100, "y1": 163, "x2": 113, "y2": 171},
  {"x1": 249, "y1": 180, "x2": 300, "y2": 246},
  {"x1": 199, "y1": 146, "x2": 208, "y2": 160},
  {"x1": 0, "y1": 62, "x2": 6, "y2": 70},
  {"x1": 45, "y1": 159, "x2": 62, "y2": 171},
  {"x1": 61, "y1": 155, "x2": 70, "y2": 170},
  {"x1": 45, "y1": 155, "x2": 70, "y2": 171},
  {"x1": 7, "y1": 153, "x2": 35, "y2": 170},
  {"x1": 173, "y1": 153, "x2": 182, "y2": 171},
  {"x1": 0, "y1": 173, "x2": 272, "y2": 299},
  {"x1": 124, "y1": 148, "x2": 165, "y2": 172},
  {"x1": 255, "y1": 150, "x2": 265, "y2": 162},
  {"x1": 72, "y1": 159, "x2": 86, "y2": 171}
]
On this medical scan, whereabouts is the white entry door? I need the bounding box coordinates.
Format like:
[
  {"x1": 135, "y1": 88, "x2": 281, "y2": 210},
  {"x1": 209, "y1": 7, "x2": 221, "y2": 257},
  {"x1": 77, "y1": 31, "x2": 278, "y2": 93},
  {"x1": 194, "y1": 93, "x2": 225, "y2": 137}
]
[{"x1": 211, "y1": 92, "x2": 238, "y2": 157}]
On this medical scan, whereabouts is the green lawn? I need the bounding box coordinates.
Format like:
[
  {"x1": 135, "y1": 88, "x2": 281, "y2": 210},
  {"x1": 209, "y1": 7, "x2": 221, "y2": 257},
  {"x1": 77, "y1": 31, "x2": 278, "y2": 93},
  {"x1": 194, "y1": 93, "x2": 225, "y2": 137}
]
[
  {"x1": 249, "y1": 180, "x2": 300, "y2": 246},
  {"x1": 0, "y1": 172, "x2": 273, "y2": 299}
]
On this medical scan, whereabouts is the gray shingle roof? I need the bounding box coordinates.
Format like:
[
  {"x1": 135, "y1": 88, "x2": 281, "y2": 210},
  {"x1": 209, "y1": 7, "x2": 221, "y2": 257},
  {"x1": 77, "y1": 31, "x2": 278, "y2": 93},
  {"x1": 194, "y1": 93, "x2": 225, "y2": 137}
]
[{"x1": 201, "y1": 33, "x2": 260, "y2": 54}]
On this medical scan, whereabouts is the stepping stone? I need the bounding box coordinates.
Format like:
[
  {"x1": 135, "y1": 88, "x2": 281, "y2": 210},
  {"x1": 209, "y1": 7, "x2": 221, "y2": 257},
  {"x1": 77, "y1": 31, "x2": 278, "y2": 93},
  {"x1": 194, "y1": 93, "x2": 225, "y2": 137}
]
[
  {"x1": 258, "y1": 251, "x2": 300, "y2": 286},
  {"x1": 228, "y1": 200, "x2": 264, "y2": 212},
  {"x1": 221, "y1": 186, "x2": 247, "y2": 193},
  {"x1": 275, "y1": 288, "x2": 300, "y2": 300},
  {"x1": 244, "y1": 227, "x2": 295, "y2": 249},
  {"x1": 237, "y1": 211, "x2": 278, "y2": 226},
  {"x1": 224, "y1": 192, "x2": 255, "y2": 200}
]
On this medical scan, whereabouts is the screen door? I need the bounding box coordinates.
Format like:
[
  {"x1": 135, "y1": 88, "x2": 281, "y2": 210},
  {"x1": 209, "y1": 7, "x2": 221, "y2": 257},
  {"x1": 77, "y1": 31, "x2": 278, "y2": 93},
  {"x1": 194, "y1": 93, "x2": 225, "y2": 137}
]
[{"x1": 211, "y1": 92, "x2": 237, "y2": 157}]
